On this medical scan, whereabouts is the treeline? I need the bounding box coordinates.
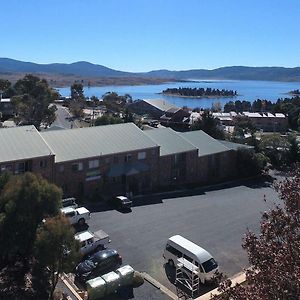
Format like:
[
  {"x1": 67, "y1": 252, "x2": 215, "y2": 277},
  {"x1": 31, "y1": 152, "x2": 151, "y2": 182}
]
[
  {"x1": 224, "y1": 96, "x2": 300, "y2": 129},
  {"x1": 289, "y1": 89, "x2": 300, "y2": 95},
  {"x1": 162, "y1": 87, "x2": 237, "y2": 97}
]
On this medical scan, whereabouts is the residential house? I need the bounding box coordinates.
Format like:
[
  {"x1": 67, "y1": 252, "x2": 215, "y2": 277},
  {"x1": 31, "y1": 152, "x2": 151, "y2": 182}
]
[
  {"x1": 0, "y1": 126, "x2": 55, "y2": 181},
  {"x1": 127, "y1": 99, "x2": 178, "y2": 119}
]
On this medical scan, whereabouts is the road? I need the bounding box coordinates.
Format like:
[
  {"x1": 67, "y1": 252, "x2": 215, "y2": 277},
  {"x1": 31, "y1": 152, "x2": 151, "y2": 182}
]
[
  {"x1": 51, "y1": 104, "x2": 79, "y2": 129},
  {"x1": 87, "y1": 178, "x2": 279, "y2": 294}
]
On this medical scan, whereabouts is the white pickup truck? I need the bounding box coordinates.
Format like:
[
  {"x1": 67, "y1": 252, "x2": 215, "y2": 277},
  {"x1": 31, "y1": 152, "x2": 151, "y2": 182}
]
[
  {"x1": 61, "y1": 206, "x2": 91, "y2": 225},
  {"x1": 75, "y1": 230, "x2": 111, "y2": 255}
]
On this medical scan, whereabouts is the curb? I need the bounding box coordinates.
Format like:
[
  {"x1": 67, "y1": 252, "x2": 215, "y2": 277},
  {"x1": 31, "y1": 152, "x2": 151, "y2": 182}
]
[
  {"x1": 59, "y1": 273, "x2": 86, "y2": 300},
  {"x1": 194, "y1": 272, "x2": 246, "y2": 300},
  {"x1": 142, "y1": 272, "x2": 178, "y2": 300},
  {"x1": 133, "y1": 175, "x2": 263, "y2": 200}
]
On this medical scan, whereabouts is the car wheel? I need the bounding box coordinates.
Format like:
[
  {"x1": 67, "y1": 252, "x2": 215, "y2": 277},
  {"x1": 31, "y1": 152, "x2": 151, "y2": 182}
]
[
  {"x1": 78, "y1": 218, "x2": 85, "y2": 226},
  {"x1": 168, "y1": 259, "x2": 175, "y2": 268}
]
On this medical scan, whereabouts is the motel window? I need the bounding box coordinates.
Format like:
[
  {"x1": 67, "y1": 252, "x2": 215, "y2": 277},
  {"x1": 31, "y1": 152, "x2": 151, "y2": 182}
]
[
  {"x1": 138, "y1": 151, "x2": 146, "y2": 160},
  {"x1": 72, "y1": 162, "x2": 83, "y2": 172},
  {"x1": 40, "y1": 160, "x2": 48, "y2": 169},
  {"x1": 124, "y1": 154, "x2": 132, "y2": 162},
  {"x1": 89, "y1": 159, "x2": 99, "y2": 169},
  {"x1": 15, "y1": 162, "x2": 25, "y2": 174},
  {"x1": 0, "y1": 164, "x2": 12, "y2": 173},
  {"x1": 15, "y1": 160, "x2": 32, "y2": 175}
]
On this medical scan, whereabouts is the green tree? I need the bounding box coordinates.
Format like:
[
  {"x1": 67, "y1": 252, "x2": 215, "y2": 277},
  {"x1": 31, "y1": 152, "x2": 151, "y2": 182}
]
[
  {"x1": 191, "y1": 110, "x2": 225, "y2": 139},
  {"x1": 95, "y1": 115, "x2": 123, "y2": 126},
  {"x1": 124, "y1": 108, "x2": 134, "y2": 123},
  {"x1": 70, "y1": 82, "x2": 85, "y2": 117},
  {"x1": 12, "y1": 74, "x2": 58, "y2": 129},
  {"x1": 0, "y1": 173, "x2": 62, "y2": 262},
  {"x1": 236, "y1": 148, "x2": 268, "y2": 177},
  {"x1": 287, "y1": 134, "x2": 300, "y2": 163},
  {"x1": 102, "y1": 92, "x2": 132, "y2": 112},
  {"x1": 0, "y1": 79, "x2": 11, "y2": 98},
  {"x1": 232, "y1": 115, "x2": 256, "y2": 140},
  {"x1": 34, "y1": 215, "x2": 81, "y2": 300},
  {"x1": 259, "y1": 134, "x2": 290, "y2": 167},
  {"x1": 70, "y1": 82, "x2": 85, "y2": 101},
  {"x1": 224, "y1": 101, "x2": 236, "y2": 112}
]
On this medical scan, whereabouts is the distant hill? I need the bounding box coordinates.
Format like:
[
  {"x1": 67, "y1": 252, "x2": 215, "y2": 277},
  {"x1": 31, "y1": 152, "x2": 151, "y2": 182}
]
[
  {"x1": 146, "y1": 66, "x2": 300, "y2": 82},
  {"x1": 0, "y1": 58, "x2": 132, "y2": 77},
  {"x1": 1, "y1": 58, "x2": 300, "y2": 82}
]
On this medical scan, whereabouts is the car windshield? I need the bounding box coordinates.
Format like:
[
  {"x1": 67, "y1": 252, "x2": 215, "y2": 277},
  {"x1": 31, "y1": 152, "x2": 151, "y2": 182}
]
[
  {"x1": 83, "y1": 259, "x2": 96, "y2": 269},
  {"x1": 202, "y1": 258, "x2": 218, "y2": 273}
]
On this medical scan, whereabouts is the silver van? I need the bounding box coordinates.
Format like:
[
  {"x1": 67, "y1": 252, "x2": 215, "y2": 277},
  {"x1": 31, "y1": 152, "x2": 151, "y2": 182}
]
[{"x1": 163, "y1": 235, "x2": 218, "y2": 284}]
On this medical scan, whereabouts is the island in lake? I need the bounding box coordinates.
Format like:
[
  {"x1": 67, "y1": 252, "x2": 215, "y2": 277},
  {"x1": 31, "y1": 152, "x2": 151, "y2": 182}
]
[
  {"x1": 162, "y1": 87, "x2": 238, "y2": 98},
  {"x1": 288, "y1": 89, "x2": 300, "y2": 95}
]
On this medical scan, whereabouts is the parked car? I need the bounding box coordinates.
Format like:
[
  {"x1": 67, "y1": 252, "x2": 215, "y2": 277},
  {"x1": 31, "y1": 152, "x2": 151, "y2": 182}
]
[
  {"x1": 75, "y1": 230, "x2": 111, "y2": 255},
  {"x1": 110, "y1": 196, "x2": 132, "y2": 210},
  {"x1": 75, "y1": 249, "x2": 122, "y2": 282},
  {"x1": 163, "y1": 235, "x2": 218, "y2": 284},
  {"x1": 62, "y1": 197, "x2": 78, "y2": 208},
  {"x1": 60, "y1": 206, "x2": 91, "y2": 225}
]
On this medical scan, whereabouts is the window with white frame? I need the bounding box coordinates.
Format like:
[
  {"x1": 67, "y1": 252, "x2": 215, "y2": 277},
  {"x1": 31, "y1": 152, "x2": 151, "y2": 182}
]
[
  {"x1": 138, "y1": 151, "x2": 146, "y2": 160},
  {"x1": 89, "y1": 159, "x2": 99, "y2": 169}
]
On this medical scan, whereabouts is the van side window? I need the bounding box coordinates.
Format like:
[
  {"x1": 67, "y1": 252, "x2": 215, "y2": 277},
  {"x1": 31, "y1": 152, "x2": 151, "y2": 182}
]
[
  {"x1": 166, "y1": 244, "x2": 181, "y2": 257},
  {"x1": 183, "y1": 254, "x2": 193, "y2": 263}
]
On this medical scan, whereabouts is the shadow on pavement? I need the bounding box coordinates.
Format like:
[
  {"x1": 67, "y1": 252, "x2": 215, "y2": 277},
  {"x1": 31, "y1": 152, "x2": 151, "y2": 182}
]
[
  {"x1": 86, "y1": 175, "x2": 276, "y2": 212},
  {"x1": 164, "y1": 263, "x2": 221, "y2": 299}
]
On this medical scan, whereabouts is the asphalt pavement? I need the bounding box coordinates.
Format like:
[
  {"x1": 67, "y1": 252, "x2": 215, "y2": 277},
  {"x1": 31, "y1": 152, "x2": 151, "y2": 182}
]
[
  {"x1": 51, "y1": 104, "x2": 79, "y2": 129},
  {"x1": 87, "y1": 177, "x2": 279, "y2": 296}
]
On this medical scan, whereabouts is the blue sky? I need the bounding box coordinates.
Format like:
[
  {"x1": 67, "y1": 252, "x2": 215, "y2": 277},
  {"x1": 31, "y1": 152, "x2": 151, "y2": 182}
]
[{"x1": 1, "y1": 0, "x2": 299, "y2": 71}]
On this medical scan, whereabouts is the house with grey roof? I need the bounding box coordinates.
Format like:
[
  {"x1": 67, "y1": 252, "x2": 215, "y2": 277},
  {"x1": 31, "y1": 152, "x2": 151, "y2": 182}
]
[
  {"x1": 0, "y1": 125, "x2": 55, "y2": 181},
  {"x1": 127, "y1": 99, "x2": 179, "y2": 118}
]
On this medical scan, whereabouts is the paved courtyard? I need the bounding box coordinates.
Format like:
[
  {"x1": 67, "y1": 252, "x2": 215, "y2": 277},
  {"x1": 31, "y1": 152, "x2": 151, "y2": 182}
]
[{"x1": 87, "y1": 177, "x2": 279, "y2": 296}]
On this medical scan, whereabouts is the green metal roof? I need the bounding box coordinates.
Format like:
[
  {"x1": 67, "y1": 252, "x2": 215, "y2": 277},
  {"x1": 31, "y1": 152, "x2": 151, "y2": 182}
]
[
  {"x1": 218, "y1": 140, "x2": 253, "y2": 151},
  {"x1": 144, "y1": 128, "x2": 197, "y2": 156},
  {"x1": 181, "y1": 131, "x2": 231, "y2": 157},
  {"x1": 0, "y1": 125, "x2": 54, "y2": 163},
  {"x1": 41, "y1": 123, "x2": 158, "y2": 163},
  {"x1": 143, "y1": 99, "x2": 178, "y2": 112}
]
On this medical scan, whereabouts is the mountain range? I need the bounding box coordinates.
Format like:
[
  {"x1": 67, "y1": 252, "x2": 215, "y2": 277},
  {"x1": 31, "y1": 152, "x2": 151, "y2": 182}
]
[{"x1": 1, "y1": 58, "x2": 300, "y2": 82}]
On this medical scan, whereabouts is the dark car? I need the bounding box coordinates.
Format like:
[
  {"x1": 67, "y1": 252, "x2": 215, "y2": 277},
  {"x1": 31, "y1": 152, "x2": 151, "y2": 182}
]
[
  {"x1": 111, "y1": 196, "x2": 132, "y2": 210},
  {"x1": 75, "y1": 249, "x2": 122, "y2": 282}
]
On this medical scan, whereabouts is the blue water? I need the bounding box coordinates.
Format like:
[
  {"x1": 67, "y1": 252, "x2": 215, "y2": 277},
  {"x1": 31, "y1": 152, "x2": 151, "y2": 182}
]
[{"x1": 57, "y1": 80, "x2": 300, "y2": 109}]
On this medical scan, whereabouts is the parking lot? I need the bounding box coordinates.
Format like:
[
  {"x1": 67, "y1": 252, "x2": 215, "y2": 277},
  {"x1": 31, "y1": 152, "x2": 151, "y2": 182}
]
[{"x1": 87, "y1": 178, "x2": 279, "y2": 296}]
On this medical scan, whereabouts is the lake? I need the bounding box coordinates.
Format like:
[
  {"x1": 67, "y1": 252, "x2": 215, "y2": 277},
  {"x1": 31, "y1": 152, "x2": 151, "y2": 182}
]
[{"x1": 57, "y1": 79, "x2": 300, "y2": 109}]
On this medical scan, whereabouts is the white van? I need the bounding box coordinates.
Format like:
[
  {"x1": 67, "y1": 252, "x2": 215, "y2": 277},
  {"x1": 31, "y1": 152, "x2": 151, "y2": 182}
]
[{"x1": 163, "y1": 235, "x2": 218, "y2": 283}]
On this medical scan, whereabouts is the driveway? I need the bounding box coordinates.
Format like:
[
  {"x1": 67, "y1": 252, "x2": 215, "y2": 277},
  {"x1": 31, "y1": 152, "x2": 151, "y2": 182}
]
[{"x1": 87, "y1": 178, "x2": 279, "y2": 295}]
